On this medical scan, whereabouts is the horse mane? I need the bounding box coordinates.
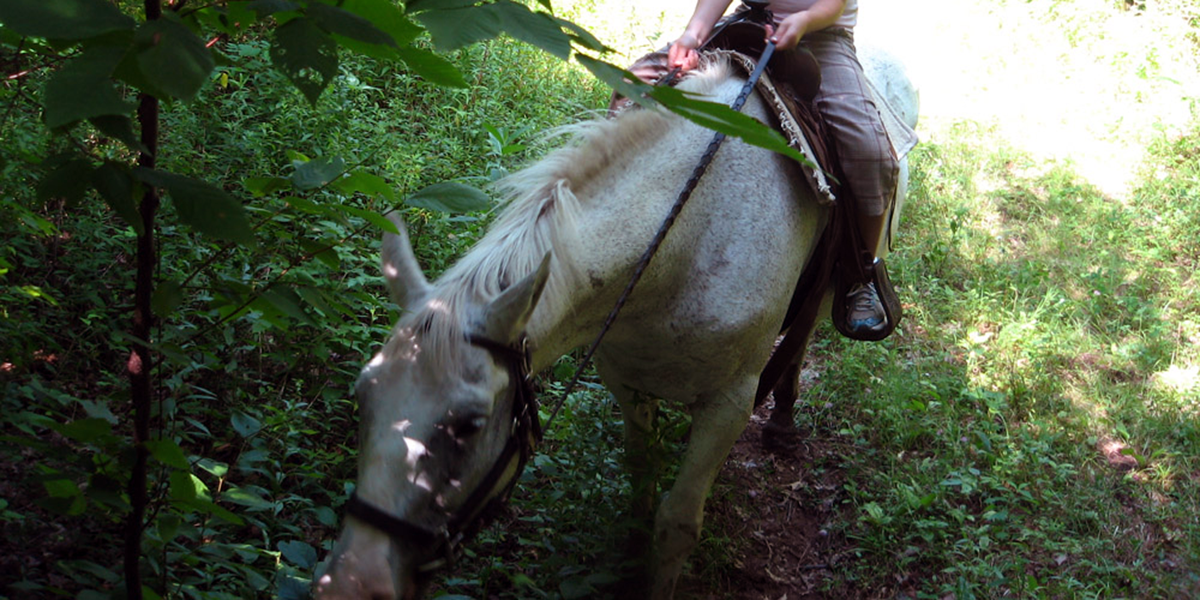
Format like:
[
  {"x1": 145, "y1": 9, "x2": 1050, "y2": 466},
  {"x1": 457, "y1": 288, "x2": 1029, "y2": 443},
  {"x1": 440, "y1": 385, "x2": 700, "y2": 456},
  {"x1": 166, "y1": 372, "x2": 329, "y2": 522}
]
[{"x1": 398, "y1": 57, "x2": 743, "y2": 369}]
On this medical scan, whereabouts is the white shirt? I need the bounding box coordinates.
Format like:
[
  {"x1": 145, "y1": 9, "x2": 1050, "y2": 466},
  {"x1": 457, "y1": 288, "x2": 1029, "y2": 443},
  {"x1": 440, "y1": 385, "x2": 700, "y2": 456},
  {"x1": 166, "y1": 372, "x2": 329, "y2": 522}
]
[{"x1": 768, "y1": 0, "x2": 857, "y2": 30}]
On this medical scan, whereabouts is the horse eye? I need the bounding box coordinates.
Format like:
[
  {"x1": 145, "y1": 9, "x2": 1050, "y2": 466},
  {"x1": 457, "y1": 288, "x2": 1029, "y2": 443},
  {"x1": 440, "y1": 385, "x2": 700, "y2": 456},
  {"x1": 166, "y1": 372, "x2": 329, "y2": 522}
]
[{"x1": 453, "y1": 415, "x2": 489, "y2": 438}]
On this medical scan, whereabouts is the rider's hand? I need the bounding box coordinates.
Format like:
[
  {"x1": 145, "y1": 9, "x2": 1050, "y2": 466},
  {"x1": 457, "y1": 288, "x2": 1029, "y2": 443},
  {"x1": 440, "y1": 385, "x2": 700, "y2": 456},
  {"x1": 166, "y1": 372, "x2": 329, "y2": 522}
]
[
  {"x1": 768, "y1": 11, "x2": 812, "y2": 50},
  {"x1": 668, "y1": 32, "x2": 702, "y2": 71}
]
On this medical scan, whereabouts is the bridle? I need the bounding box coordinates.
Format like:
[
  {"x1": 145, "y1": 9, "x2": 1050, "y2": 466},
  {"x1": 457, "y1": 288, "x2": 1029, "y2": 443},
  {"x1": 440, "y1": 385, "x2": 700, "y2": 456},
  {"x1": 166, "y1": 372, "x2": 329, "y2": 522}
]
[{"x1": 345, "y1": 334, "x2": 540, "y2": 574}]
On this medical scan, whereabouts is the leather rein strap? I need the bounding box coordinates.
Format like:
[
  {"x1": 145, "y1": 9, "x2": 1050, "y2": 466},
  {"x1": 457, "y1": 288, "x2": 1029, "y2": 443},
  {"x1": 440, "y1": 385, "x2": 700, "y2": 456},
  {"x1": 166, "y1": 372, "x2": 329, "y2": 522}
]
[{"x1": 345, "y1": 334, "x2": 540, "y2": 573}]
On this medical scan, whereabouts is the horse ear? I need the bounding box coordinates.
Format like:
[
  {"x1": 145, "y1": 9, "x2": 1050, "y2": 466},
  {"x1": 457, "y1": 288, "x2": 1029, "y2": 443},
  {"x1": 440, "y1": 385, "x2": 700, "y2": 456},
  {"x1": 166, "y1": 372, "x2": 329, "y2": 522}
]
[
  {"x1": 483, "y1": 253, "x2": 551, "y2": 344},
  {"x1": 380, "y1": 213, "x2": 430, "y2": 310}
]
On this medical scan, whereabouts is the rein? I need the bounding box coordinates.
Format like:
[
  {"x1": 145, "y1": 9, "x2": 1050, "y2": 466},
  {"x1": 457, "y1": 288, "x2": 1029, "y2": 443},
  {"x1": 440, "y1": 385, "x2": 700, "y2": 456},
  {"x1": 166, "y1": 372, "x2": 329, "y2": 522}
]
[{"x1": 545, "y1": 39, "x2": 778, "y2": 430}]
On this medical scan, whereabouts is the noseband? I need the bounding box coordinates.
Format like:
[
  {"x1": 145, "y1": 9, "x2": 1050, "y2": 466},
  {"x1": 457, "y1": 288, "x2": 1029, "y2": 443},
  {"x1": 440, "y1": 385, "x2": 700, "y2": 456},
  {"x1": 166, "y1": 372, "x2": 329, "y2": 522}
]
[{"x1": 345, "y1": 334, "x2": 541, "y2": 573}]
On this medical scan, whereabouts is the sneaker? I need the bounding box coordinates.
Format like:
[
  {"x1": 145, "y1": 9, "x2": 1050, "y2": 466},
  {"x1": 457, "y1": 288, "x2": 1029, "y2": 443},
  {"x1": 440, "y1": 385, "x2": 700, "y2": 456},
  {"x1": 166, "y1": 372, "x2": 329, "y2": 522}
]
[{"x1": 846, "y1": 282, "x2": 887, "y2": 335}]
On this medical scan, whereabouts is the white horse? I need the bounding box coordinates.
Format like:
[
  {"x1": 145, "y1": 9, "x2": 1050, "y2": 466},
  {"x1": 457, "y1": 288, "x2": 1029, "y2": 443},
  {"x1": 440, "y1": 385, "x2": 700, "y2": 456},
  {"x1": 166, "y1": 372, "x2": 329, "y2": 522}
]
[{"x1": 314, "y1": 48, "x2": 918, "y2": 600}]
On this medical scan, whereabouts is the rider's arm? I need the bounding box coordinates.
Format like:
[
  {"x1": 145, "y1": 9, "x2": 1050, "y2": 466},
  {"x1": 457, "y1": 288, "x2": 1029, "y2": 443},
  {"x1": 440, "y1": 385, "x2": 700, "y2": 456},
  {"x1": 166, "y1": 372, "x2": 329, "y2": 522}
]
[
  {"x1": 770, "y1": 0, "x2": 846, "y2": 50},
  {"x1": 668, "y1": 0, "x2": 735, "y2": 71}
]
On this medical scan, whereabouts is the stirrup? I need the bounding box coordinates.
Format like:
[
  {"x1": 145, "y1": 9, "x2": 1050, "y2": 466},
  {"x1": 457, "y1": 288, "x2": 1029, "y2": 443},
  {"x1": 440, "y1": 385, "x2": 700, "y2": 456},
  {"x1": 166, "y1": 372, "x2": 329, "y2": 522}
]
[{"x1": 832, "y1": 257, "x2": 902, "y2": 342}]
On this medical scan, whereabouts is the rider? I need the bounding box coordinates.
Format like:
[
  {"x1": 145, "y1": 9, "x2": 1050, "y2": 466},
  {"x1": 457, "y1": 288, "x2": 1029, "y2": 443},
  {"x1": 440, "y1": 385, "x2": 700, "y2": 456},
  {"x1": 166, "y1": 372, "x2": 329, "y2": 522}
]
[{"x1": 666, "y1": 0, "x2": 903, "y2": 336}]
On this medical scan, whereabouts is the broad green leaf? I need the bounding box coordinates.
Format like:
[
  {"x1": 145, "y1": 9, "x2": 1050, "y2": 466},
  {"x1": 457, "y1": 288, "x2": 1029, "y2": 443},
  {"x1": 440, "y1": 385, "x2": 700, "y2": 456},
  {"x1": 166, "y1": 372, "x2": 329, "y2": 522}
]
[
  {"x1": 36, "y1": 155, "x2": 94, "y2": 207},
  {"x1": 145, "y1": 439, "x2": 190, "y2": 469},
  {"x1": 413, "y1": 4, "x2": 501, "y2": 53},
  {"x1": 308, "y1": 3, "x2": 395, "y2": 47},
  {"x1": 52, "y1": 418, "x2": 112, "y2": 445},
  {"x1": 196, "y1": 457, "x2": 229, "y2": 478},
  {"x1": 575, "y1": 54, "x2": 654, "y2": 108},
  {"x1": 247, "y1": 0, "x2": 300, "y2": 17},
  {"x1": 243, "y1": 176, "x2": 292, "y2": 197},
  {"x1": 559, "y1": 18, "x2": 610, "y2": 53},
  {"x1": 231, "y1": 412, "x2": 262, "y2": 438},
  {"x1": 169, "y1": 470, "x2": 204, "y2": 501},
  {"x1": 42, "y1": 45, "x2": 132, "y2": 128},
  {"x1": 151, "y1": 280, "x2": 184, "y2": 317},
  {"x1": 290, "y1": 155, "x2": 345, "y2": 190},
  {"x1": 336, "y1": 0, "x2": 421, "y2": 47},
  {"x1": 156, "y1": 514, "x2": 182, "y2": 542},
  {"x1": 649, "y1": 85, "x2": 807, "y2": 164},
  {"x1": 270, "y1": 17, "x2": 338, "y2": 105},
  {"x1": 258, "y1": 287, "x2": 317, "y2": 326},
  {"x1": 282, "y1": 195, "x2": 328, "y2": 214},
  {"x1": 136, "y1": 168, "x2": 255, "y2": 245},
  {"x1": 221, "y1": 486, "x2": 272, "y2": 510},
  {"x1": 332, "y1": 170, "x2": 394, "y2": 200},
  {"x1": 278, "y1": 540, "x2": 318, "y2": 569},
  {"x1": 0, "y1": 0, "x2": 135, "y2": 40},
  {"x1": 299, "y1": 239, "x2": 341, "y2": 269},
  {"x1": 43, "y1": 477, "x2": 82, "y2": 499},
  {"x1": 92, "y1": 161, "x2": 143, "y2": 235},
  {"x1": 395, "y1": 46, "x2": 466, "y2": 88},
  {"x1": 405, "y1": 0, "x2": 480, "y2": 12},
  {"x1": 336, "y1": 204, "x2": 400, "y2": 234},
  {"x1": 405, "y1": 181, "x2": 491, "y2": 213},
  {"x1": 494, "y1": 0, "x2": 570, "y2": 60},
  {"x1": 89, "y1": 115, "x2": 146, "y2": 154},
  {"x1": 135, "y1": 17, "x2": 215, "y2": 102}
]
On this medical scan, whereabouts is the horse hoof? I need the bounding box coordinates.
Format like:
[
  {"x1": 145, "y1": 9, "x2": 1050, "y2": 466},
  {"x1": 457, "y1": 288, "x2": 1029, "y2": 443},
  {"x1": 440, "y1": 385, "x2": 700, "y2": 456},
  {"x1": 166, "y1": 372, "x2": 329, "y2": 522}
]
[{"x1": 761, "y1": 421, "x2": 801, "y2": 454}]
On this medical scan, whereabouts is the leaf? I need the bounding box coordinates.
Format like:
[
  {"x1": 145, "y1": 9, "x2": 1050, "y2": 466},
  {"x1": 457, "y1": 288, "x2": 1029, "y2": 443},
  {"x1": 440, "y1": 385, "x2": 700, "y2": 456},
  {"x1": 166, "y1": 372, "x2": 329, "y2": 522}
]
[
  {"x1": 278, "y1": 540, "x2": 318, "y2": 569},
  {"x1": 413, "y1": 4, "x2": 501, "y2": 53},
  {"x1": 231, "y1": 412, "x2": 262, "y2": 438},
  {"x1": 575, "y1": 54, "x2": 654, "y2": 108},
  {"x1": 404, "y1": 181, "x2": 491, "y2": 213},
  {"x1": 270, "y1": 17, "x2": 339, "y2": 105},
  {"x1": 299, "y1": 239, "x2": 340, "y2": 269},
  {"x1": 335, "y1": 0, "x2": 421, "y2": 47},
  {"x1": 493, "y1": 0, "x2": 570, "y2": 60},
  {"x1": 648, "y1": 85, "x2": 808, "y2": 165},
  {"x1": 145, "y1": 439, "x2": 190, "y2": 469},
  {"x1": 136, "y1": 168, "x2": 255, "y2": 246},
  {"x1": 151, "y1": 280, "x2": 184, "y2": 317},
  {"x1": 336, "y1": 205, "x2": 400, "y2": 234},
  {"x1": 258, "y1": 286, "x2": 317, "y2": 326},
  {"x1": 243, "y1": 176, "x2": 292, "y2": 197},
  {"x1": 394, "y1": 46, "x2": 466, "y2": 88},
  {"x1": 169, "y1": 470, "x2": 204, "y2": 502},
  {"x1": 405, "y1": 0, "x2": 480, "y2": 11},
  {"x1": 42, "y1": 45, "x2": 133, "y2": 128},
  {"x1": 332, "y1": 169, "x2": 394, "y2": 200},
  {"x1": 247, "y1": 0, "x2": 300, "y2": 17},
  {"x1": 308, "y1": 3, "x2": 395, "y2": 47},
  {"x1": 89, "y1": 115, "x2": 145, "y2": 154},
  {"x1": 558, "y1": 18, "x2": 609, "y2": 53},
  {"x1": 0, "y1": 0, "x2": 135, "y2": 40},
  {"x1": 52, "y1": 418, "x2": 112, "y2": 445},
  {"x1": 92, "y1": 162, "x2": 142, "y2": 234},
  {"x1": 221, "y1": 486, "x2": 272, "y2": 510},
  {"x1": 290, "y1": 155, "x2": 346, "y2": 190},
  {"x1": 36, "y1": 155, "x2": 94, "y2": 207},
  {"x1": 135, "y1": 17, "x2": 215, "y2": 102}
]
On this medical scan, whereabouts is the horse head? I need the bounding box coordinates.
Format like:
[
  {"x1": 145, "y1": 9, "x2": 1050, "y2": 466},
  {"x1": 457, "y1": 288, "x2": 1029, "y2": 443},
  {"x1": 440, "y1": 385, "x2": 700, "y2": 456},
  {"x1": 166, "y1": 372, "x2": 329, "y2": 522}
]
[{"x1": 314, "y1": 215, "x2": 550, "y2": 599}]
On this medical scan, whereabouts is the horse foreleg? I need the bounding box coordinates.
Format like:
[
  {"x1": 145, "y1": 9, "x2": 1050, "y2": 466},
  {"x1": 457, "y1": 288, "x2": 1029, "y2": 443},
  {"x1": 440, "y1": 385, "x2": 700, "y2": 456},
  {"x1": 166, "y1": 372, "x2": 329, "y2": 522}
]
[
  {"x1": 613, "y1": 387, "x2": 660, "y2": 545},
  {"x1": 651, "y1": 381, "x2": 754, "y2": 600}
]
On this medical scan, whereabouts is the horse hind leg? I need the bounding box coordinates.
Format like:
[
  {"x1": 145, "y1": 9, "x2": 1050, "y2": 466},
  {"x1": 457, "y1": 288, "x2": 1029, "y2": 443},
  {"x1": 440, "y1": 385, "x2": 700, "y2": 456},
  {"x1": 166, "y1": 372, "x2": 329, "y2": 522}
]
[{"x1": 762, "y1": 322, "x2": 818, "y2": 453}]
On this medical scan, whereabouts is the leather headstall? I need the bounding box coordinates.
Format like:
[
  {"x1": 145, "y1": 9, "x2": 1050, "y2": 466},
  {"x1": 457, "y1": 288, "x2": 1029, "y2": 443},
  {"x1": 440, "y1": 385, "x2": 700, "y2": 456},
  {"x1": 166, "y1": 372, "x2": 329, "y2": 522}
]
[{"x1": 344, "y1": 333, "x2": 541, "y2": 574}]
